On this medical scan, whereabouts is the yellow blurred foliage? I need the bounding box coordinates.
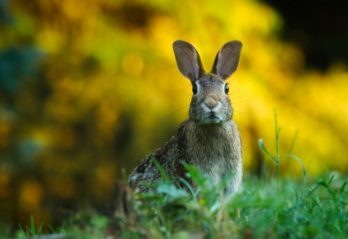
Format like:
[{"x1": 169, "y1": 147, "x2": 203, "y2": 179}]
[
  {"x1": 47, "y1": 176, "x2": 76, "y2": 199},
  {"x1": 19, "y1": 181, "x2": 43, "y2": 212},
  {"x1": 1, "y1": 0, "x2": 348, "y2": 225},
  {"x1": 8, "y1": 0, "x2": 345, "y2": 176}
]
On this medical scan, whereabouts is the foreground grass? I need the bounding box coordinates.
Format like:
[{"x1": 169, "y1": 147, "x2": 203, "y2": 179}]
[
  {"x1": 9, "y1": 116, "x2": 347, "y2": 238},
  {"x1": 11, "y1": 171, "x2": 348, "y2": 239}
]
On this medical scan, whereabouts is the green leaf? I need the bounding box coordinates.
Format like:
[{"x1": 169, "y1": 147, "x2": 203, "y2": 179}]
[
  {"x1": 258, "y1": 138, "x2": 277, "y2": 164},
  {"x1": 157, "y1": 183, "x2": 188, "y2": 199}
]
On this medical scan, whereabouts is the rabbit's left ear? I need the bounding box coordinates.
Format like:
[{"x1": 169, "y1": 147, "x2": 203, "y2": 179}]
[
  {"x1": 211, "y1": 41, "x2": 242, "y2": 80},
  {"x1": 173, "y1": 40, "x2": 205, "y2": 82}
]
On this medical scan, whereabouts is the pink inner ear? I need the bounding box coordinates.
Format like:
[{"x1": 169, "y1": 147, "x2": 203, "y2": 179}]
[
  {"x1": 216, "y1": 51, "x2": 228, "y2": 78},
  {"x1": 212, "y1": 41, "x2": 242, "y2": 79},
  {"x1": 217, "y1": 48, "x2": 239, "y2": 79},
  {"x1": 178, "y1": 47, "x2": 198, "y2": 80},
  {"x1": 192, "y1": 51, "x2": 199, "y2": 80},
  {"x1": 173, "y1": 40, "x2": 205, "y2": 81},
  {"x1": 220, "y1": 63, "x2": 231, "y2": 79}
]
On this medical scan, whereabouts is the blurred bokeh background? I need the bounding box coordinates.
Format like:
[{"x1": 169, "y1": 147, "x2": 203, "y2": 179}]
[{"x1": 1, "y1": 0, "x2": 348, "y2": 228}]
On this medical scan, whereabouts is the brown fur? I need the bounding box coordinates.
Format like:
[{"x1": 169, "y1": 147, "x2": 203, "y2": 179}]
[{"x1": 129, "y1": 41, "x2": 243, "y2": 195}]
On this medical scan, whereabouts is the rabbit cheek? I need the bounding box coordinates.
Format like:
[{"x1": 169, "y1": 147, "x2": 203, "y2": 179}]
[
  {"x1": 189, "y1": 97, "x2": 201, "y2": 122},
  {"x1": 223, "y1": 98, "x2": 233, "y2": 120}
]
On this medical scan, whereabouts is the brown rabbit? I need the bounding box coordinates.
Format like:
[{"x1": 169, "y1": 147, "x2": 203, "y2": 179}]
[{"x1": 129, "y1": 40, "x2": 243, "y2": 195}]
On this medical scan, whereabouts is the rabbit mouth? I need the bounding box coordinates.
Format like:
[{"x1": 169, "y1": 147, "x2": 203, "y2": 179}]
[{"x1": 201, "y1": 113, "x2": 223, "y2": 124}]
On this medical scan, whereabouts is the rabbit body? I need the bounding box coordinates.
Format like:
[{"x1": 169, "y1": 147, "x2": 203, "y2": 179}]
[{"x1": 129, "y1": 41, "x2": 243, "y2": 195}]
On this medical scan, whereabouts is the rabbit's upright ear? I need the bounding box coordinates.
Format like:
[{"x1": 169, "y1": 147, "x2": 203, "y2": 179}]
[
  {"x1": 211, "y1": 41, "x2": 242, "y2": 80},
  {"x1": 173, "y1": 40, "x2": 204, "y2": 82}
]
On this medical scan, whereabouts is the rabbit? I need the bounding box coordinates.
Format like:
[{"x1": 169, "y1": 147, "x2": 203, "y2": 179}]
[{"x1": 129, "y1": 40, "x2": 243, "y2": 195}]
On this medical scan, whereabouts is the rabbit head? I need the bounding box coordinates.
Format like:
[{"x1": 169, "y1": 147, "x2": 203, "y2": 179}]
[{"x1": 173, "y1": 40, "x2": 242, "y2": 124}]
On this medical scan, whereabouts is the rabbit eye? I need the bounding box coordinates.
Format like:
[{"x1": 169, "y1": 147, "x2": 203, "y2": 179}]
[
  {"x1": 224, "y1": 83, "x2": 229, "y2": 94},
  {"x1": 192, "y1": 84, "x2": 198, "y2": 95}
]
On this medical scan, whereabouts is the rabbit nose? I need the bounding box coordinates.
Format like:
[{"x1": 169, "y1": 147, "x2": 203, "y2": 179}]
[{"x1": 204, "y1": 95, "x2": 219, "y2": 109}]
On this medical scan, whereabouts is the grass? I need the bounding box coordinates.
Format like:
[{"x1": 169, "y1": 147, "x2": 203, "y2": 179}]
[
  {"x1": 8, "y1": 171, "x2": 348, "y2": 239},
  {"x1": 5, "y1": 114, "x2": 348, "y2": 238}
]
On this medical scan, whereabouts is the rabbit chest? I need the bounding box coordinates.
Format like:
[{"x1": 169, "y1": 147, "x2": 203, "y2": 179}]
[{"x1": 184, "y1": 120, "x2": 242, "y2": 186}]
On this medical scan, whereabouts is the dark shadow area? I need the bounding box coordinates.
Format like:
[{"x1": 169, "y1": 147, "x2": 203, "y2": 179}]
[{"x1": 263, "y1": 0, "x2": 348, "y2": 70}]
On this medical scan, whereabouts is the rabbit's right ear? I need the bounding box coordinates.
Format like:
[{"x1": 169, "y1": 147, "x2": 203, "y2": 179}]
[
  {"x1": 211, "y1": 41, "x2": 242, "y2": 80},
  {"x1": 173, "y1": 40, "x2": 204, "y2": 82}
]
